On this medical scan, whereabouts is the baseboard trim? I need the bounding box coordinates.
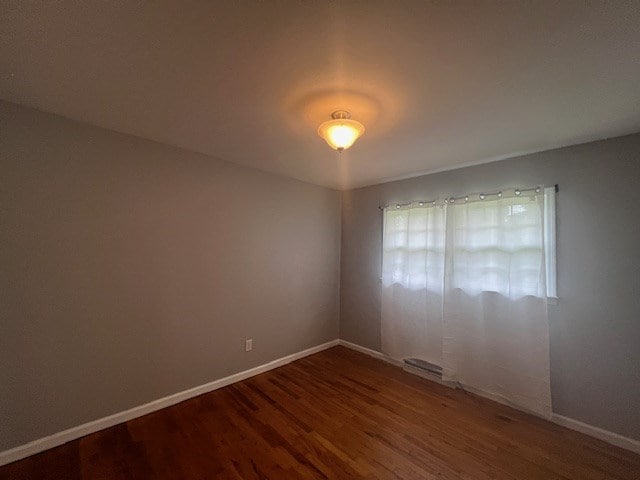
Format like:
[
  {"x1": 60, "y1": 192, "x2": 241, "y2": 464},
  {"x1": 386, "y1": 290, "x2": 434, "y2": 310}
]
[
  {"x1": 551, "y1": 414, "x2": 640, "y2": 454},
  {"x1": 0, "y1": 339, "x2": 340, "y2": 467},
  {"x1": 338, "y1": 339, "x2": 403, "y2": 366},
  {"x1": 338, "y1": 339, "x2": 640, "y2": 455}
]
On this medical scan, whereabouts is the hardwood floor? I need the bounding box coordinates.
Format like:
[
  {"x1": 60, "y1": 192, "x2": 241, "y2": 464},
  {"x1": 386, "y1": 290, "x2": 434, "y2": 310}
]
[{"x1": 1, "y1": 346, "x2": 639, "y2": 479}]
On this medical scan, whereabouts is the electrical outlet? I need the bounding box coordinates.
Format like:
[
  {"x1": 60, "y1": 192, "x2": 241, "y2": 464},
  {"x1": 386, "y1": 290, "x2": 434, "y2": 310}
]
[{"x1": 245, "y1": 339, "x2": 253, "y2": 352}]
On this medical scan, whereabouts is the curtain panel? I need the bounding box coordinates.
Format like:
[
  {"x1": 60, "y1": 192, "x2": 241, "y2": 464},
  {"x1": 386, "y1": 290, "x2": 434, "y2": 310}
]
[{"x1": 381, "y1": 188, "x2": 554, "y2": 417}]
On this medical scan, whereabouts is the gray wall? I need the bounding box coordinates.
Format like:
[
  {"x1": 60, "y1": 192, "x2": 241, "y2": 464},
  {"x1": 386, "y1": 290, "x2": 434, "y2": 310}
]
[
  {"x1": 0, "y1": 101, "x2": 341, "y2": 451},
  {"x1": 341, "y1": 133, "x2": 640, "y2": 441}
]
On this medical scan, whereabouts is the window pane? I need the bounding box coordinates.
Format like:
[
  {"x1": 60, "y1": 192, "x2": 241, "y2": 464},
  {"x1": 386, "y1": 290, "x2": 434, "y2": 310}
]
[{"x1": 382, "y1": 189, "x2": 556, "y2": 299}]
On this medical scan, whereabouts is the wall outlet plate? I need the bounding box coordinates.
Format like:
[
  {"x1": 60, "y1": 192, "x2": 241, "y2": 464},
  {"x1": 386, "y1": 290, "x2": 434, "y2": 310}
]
[{"x1": 245, "y1": 339, "x2": 253, "y2": 352}]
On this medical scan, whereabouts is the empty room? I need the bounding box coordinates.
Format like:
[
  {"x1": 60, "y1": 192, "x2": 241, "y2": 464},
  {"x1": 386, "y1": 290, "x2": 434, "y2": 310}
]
[{"x1": 1, "y1": 1, "x2": 639, "y2": 479}]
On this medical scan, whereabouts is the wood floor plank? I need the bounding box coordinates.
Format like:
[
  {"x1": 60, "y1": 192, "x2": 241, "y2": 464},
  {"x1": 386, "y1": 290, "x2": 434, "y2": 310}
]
[{"x1": 1, "y1": 346, "x2": 639, "y2": 479}]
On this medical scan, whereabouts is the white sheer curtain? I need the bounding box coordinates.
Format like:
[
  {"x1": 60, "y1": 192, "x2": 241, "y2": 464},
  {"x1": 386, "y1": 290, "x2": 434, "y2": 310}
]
[
  {"x1": 381, "y1": 205, "x2": 445, "y2": 366},
  {"x1": 381, "y1": 188, "x2": 554, "y2": 418},
  {"x1": 442, "y1": 192, "x2": 551, "y2": 417}
]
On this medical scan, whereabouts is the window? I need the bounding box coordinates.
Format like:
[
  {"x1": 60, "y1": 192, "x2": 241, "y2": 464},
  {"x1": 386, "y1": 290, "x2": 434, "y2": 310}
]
[
  {"x1": 382, "y1": 204, "x2": 445, "y2": 292},
  {"x1": 382, "y1": 187, "x2": 557, "y2": 299}
]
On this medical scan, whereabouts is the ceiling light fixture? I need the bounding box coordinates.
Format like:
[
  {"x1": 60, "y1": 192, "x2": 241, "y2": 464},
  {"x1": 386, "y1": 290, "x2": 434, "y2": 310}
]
[{"x1": 317, "y1": 110, "x2": 365, "y2": 152}]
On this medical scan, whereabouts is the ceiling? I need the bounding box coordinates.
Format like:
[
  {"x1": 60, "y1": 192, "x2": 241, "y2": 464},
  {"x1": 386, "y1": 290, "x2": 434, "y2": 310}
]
[{"x1": 2, "y1": 1, "x2": 639, "y2": 190}]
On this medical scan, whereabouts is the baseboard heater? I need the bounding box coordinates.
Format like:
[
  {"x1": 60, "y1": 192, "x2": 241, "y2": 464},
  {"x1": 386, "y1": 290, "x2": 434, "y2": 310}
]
[
  {"x1": 403, "y1": 358, "x2": 443, "y2": 377},
  {"x1": 402, "y1": 358, "x2": 457, "y2": 389}
]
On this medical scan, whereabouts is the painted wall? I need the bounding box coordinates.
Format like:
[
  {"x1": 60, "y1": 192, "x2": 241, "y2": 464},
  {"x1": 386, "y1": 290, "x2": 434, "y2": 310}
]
[
  {"x1": 340, "y1": 133, "x2": 640, "y2": 440},
  {"x1": 0, "y1": 101, "x2": 342, "y2": 451}
]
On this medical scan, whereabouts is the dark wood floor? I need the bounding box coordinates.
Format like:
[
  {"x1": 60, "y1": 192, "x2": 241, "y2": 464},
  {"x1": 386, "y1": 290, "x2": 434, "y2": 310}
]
[{"x1": 1, "y1": 346, "x2": 639, "y2": 479}]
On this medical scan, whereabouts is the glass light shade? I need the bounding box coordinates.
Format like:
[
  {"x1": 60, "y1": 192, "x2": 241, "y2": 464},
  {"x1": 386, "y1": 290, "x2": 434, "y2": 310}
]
[{"x1": 318, "y1": 118, "x2": 365, "y2": 151}]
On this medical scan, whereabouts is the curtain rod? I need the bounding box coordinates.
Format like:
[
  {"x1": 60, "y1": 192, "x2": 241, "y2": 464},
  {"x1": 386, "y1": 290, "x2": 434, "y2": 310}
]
[{"x1": 378, "y1": 184, "x2": 559, "y2": 210}]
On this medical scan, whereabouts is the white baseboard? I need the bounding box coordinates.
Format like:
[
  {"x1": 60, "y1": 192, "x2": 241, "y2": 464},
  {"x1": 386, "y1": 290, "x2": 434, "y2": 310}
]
[
  {"x1": 337, "y1": 339, "x2": 403, "y2": 366},
  {"x1": 0, "y1": 339, "x2": 340, "y2": 467},
  {"x1": 551, "y1": 413, "x2": 640, "y2": 454},
  {"x1": 338, "y1": 340, "x2": 640, "y2": 455}
]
